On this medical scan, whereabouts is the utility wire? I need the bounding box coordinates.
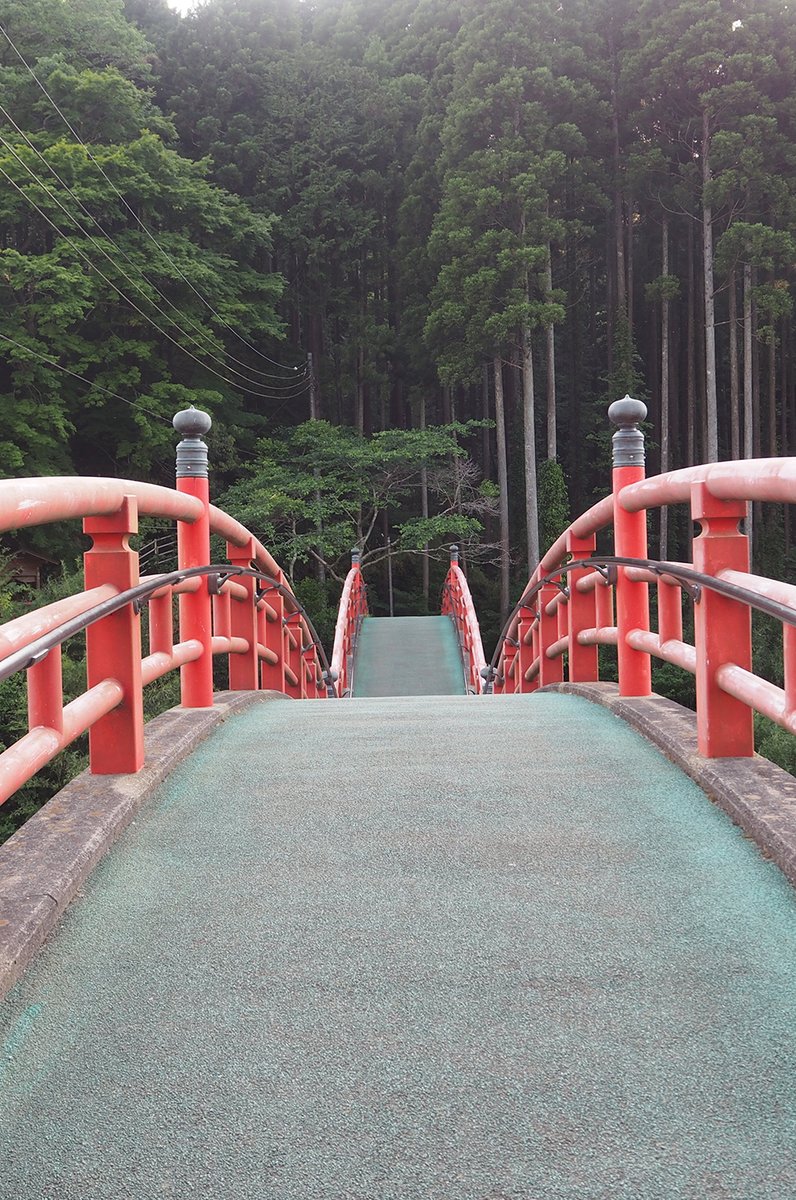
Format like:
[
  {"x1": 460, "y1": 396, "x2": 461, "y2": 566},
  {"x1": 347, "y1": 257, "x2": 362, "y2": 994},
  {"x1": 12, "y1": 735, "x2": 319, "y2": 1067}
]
[
  {"x1": 0, "y1": 160, "x2": 312, "y2": 401},
  {"x1": 0, "y1": 330, "x2": 283, "y2": 464},
  {"x1": 0, "y1": 330, "x2": 173, "y2": 423},
  {"x1": 0, "y1": 131, "x2": 310, "y2": 394},
  {"x1": 0, "y1": 97, "x2": 306, "y2": 382},
  {"x1": 0, "y1": 20, "x2": 305, "y2": 374}
]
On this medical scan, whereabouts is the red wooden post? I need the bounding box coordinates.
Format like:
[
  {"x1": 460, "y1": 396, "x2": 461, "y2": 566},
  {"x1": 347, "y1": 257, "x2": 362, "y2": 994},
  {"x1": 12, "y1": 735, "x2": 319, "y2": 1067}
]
[
  {"x1": 566, "y1": 531, "x2": 598, "y2": 682},
  {"x1": 538, "y1": 581, "x2": 565, "y2": 686},
  {"x1": 256, "y1": 598, "x2": 268, "y2": 688},
  {"x1": 149, "y1": 587, "x2": 174, "y2": 657},
  {"x1": 226, "y1": 537, "x2": 259, "y2": 690},
  {"x1": 285, "y1": 611, "x2": 303, "y2": 699},
  {"x1": 785, "y1": 626, "x2": 796, "y2": 723},
  {"x1": 610, "y1": 397, "x2": 652, "y2": 697},
  {"x1": 261, "y1": 588, "x2": 285, "y2": 692},
  {"x1": 691, "y1": 482, "x2": 754, "y2": 757},
  {"x1": 596, "y1": 577, "x2": 614, "y2": 635},
  {"x1": 27, "y1": 648, "x2": 64, "y2": 734},
  {"x1": 657, "y1": 577, "x2": 683, "y2": 645},
  {"x1": 517, "y1": 606, "x2": 537, "y2": 692},
  {"x1": 83, "y1": 495, "x2": 144, "y2": 773},
  {"x1": 503, "y1": 638, "x2": 519, "y2": 693},
  {"x1": 174, "y1": 407, "x2": 213, "y2": 708}
]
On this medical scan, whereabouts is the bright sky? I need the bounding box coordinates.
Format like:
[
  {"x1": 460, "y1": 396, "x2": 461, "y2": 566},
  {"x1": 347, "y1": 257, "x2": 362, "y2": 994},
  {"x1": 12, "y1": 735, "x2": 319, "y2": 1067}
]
[{"x1": 166, "y1": 0, "x2": 196, "y2": 14}]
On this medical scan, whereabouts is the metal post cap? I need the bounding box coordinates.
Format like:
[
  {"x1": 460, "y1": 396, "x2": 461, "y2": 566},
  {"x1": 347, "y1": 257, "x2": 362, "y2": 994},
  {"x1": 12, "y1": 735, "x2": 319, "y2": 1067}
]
[
  {"x1": 174, "y1": 406, "x2": 212, "y2": 479},
  {"x1": 608, "y1": 395, "x2": 647, "y2": 469},
  {"x1": 351, "y1": 548, "x2": 361, "y2": 565},
  {"x1": 608, "y1": 395, "x2": 647, "y2": 429},
  {"x1": 450, "y1": 544, "x2": 460, "y2": 562},
  {"x1": 173, "y1": 405, "x2": 212, "y2": 438}
]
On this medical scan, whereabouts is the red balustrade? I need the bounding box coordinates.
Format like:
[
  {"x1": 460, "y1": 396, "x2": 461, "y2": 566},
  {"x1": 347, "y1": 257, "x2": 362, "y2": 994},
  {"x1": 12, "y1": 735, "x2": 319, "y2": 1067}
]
[
  {"x1": 441, "y1": 545, "x2": 487, "y2": 694},
  {"x1": 330, "y1": 550, "x2": 369, "y2": 697},
  {"x1": 493, "y1": 398, "x2": 796, "y2": 760},
  {"x1": 0, "y1": 407, "x2": 329, "y2": 808}
]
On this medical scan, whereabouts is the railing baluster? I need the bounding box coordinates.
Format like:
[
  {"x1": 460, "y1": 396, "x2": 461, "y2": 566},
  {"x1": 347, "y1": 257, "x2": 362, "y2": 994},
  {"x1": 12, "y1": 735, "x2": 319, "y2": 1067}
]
[
  {"x1": 27, "y1": 648, "x2": 64, "y2": 735},
  {"x1": 226, "y1": 537, "x2": 259, "y2": 691},
  {"x1": 567, "y1": 531, "x2": 598, "y2": 682},
  {"x1": 83, "y1": 495, "x2": 144, "y2": 774},
  {"x1": 691, "y1": 482, "x2": 753, "y2": 757}
]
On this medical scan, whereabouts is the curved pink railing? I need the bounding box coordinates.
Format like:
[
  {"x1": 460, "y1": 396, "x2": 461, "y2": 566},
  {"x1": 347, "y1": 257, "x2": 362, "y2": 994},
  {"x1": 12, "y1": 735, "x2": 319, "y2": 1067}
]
[
  {"x1": 330, "y1": 551, "x2": 369, "y2": 697},
  {"x1": 0, "y1": 412, "x2": 330, "y2": 808},
  {"x1": 441, "y1": 545, "x2": 487, "y2": 694},
  {"x1": 492, "y1": 400, "x2": 796, "y2": 760}
]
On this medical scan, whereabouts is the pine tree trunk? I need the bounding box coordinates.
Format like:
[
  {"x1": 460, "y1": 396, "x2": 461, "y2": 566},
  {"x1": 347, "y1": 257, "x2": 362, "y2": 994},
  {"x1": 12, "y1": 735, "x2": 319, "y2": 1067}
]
[
  {"x1": 610, "y1": 37, "x2": 626, "y2": 317},
  {"x1": 743, "y1": 261, "x2": 754, "y2": 554},
  {"x1": 494, "y1": 356, "x2": 510, "y2": 622},
  {"x1": 752, "y1": 274, "x2": 761, "y2": 459},
  {"x1": 356, "y1": 265, "x2": 365, "y2": 434},
  {"x1": 522, "y1": 321, "x2": 540, "y2": 571},
  {"x1": 660, "y1": 218, "x2": 670, "y2": 560},
  {"x1": 545, "y1": 243, "x2": 557, "y2": 460},
  {"x1": 482, "y1": 362, "x2": 491, "y2": 480},
  {"x1": 687, "y1": 219, "x2": 697, "y2": 465},
  {"x1": 729, "y1": 268, "x2": 740, "y2": 459},
  {"x1": 627, "y1": 195, "x2": 635, "y2": 343},
  {"x1": 702, "y1": 106, "x2": 718, "y2": 462},
  {"x1": 769, "y1": 327, "x2": 777, "y2": 456},
  {"x1": 420, "y1": 393, "x2": 429, "y2": 603}
]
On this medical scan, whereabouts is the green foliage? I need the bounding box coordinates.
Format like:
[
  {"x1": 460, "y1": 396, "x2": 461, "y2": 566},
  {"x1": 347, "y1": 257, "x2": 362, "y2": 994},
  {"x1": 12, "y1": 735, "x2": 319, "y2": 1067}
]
[
  {"x1": 755, "y1": 714, "x2": 796, "y2": 776},
  {"x1": 216, "y1": 419, "x2": 492, "y2": 576},
  {"x1": 536, "y1": 458, "x2": 570, "y2": 556},
  {"x1": 293, "y1": 576, "x2": 338, "y2": 651}
]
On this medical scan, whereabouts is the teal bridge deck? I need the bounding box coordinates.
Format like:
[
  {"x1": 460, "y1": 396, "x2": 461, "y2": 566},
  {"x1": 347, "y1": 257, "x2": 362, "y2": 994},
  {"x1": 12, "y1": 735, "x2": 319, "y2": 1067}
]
[{"x1": 1, "y1": 618, "x2": 795, "y2": 1198}]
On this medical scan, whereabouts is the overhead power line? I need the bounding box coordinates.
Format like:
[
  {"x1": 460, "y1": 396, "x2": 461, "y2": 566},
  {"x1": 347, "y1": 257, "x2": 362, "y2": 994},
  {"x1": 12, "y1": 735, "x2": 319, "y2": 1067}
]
[
  {"x1": 0, "y1": 20, "x2": 305, "y2": 375},
  {"x1": 0, "y1": 330, "x2": 298, "y2": 465},
  {"x1": 0, "y1": 159, "x2": 312, "y2": 402},
  {"x1": 0, "y1": 130, "x2": 310, "y2": 395},
  {"x1": 0, "y1": 330, "x2": 173, "y2": 424},
  {"x1": 0, "y1": 100, "x2": 306, "y2": 383}
]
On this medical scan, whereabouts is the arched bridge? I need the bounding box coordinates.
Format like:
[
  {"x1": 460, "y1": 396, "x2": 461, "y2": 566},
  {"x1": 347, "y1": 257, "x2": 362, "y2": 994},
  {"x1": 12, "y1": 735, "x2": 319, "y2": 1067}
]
[{"x1": 1, "y1": 401, "x2": 796, "y2": 1198}]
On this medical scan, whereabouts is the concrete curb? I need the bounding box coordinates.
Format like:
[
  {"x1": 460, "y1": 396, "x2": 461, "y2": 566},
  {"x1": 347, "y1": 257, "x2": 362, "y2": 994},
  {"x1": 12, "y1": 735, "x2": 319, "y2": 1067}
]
[
  {"x1": 542, "y1": 681, "x2": 796, "y2": 889},
  {"x1": 0, "y1": 691, "x2": 286, "y2": 1001}
]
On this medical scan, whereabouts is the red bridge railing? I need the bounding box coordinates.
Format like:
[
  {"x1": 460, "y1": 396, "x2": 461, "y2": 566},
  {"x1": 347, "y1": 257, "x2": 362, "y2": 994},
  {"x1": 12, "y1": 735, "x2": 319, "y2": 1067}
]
[
  {"x1": 442, "y1": 545, "x2": 487, "y2": 694},
  {"x1": 491, "y1": 397, "x2": 796, "y2": 759},
  {"x1": 330, "y1": 549, "x2": 369, "y2": 697},
  {"x1": 0, "y1": 407, "x2": 330, "y2": 807}
]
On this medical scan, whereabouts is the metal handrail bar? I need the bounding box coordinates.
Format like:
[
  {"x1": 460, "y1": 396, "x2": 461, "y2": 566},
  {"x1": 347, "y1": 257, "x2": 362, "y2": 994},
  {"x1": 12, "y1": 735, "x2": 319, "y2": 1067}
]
[{"x1": 0, "y1": 564, "x2": 334, "y2": 685}]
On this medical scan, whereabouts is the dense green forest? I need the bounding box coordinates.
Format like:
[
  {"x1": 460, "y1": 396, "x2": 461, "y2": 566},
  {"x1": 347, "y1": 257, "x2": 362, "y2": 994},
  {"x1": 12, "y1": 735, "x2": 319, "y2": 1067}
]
[
  {"x1": 2, "y1": 0, "x2": 795, "y2": 583},
  {"x1": 1, "y1": 0, "x2": 795, "y2": 806}
]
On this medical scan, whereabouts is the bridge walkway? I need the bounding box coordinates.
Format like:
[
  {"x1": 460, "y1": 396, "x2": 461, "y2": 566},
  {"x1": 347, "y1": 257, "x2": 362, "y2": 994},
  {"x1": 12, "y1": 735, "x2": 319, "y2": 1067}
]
[
  {"x1": 2, "y1": 691, "x2": 795, "y2": 1198},
  {"x1": 352, "y1": 615, "x2": 466, "y2": 695}
]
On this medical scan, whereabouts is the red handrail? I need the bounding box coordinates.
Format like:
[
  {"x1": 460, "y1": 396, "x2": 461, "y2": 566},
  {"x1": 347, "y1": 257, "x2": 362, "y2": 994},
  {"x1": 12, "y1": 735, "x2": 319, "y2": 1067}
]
[
  {"x1": 441, "y1": 545, "x2": 486, "y2": 694},
  {"x1": 493, "y1": 398, "x2": 796, "y2": 759},
  {"x1": 0, "y1": 410, "x2": 330, "y2": 808},
  {"x1": 330, "y1": 551, "x2": 369, "y2": 696}
]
